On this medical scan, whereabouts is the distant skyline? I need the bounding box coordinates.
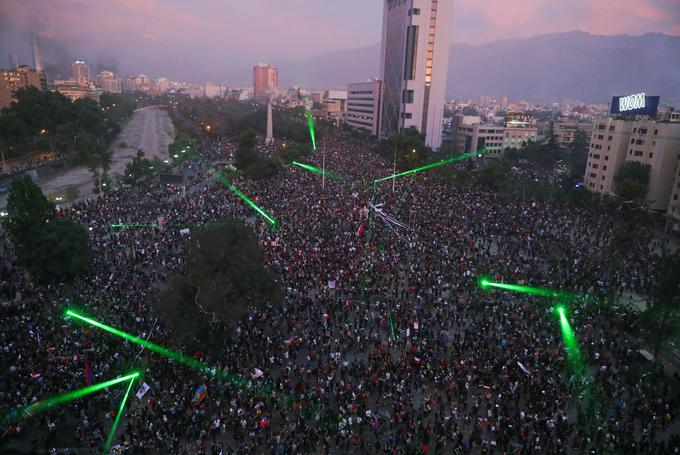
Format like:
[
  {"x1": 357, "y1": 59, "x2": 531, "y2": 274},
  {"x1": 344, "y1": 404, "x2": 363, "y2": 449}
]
[{"x1": 1, "y1": 0, "x2": 679, "y2": 82}]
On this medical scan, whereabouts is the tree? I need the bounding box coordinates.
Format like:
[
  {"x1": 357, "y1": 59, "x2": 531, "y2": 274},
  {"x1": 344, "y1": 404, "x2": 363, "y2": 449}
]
[
  {"x1": 244, "y1": 157, "x2": 279, "y2": 180},
  {"x1": 123, "y1": 149, "x2": 154, "y2": 184},
  {"x1": 477, "y1": 159, "x2": 510, "y2": 191},
  {"x1": 566, "y1": 130, "x2": 589, "y2": 175},
  {"x1": 640, "y1": 254, "x2": 680, "y2": 358},
  {"x1": 377, "y1": 127, "x2": 431, "y2": 171},
  {"x1": 156, "y1": 219, "x2": 283, "y2": 349},
  {"x1": 18, "y1": 219, "x2": 91, "y2": 283},
  {"x1": 614, "y1": 162, "x2": 651, "y2": 202},
  {"x1": 235, "y1": 129, "x2": 258, "y2": 170},
  {"x1": 2, "y1": 176, "x2": 54, "y2": 249}
]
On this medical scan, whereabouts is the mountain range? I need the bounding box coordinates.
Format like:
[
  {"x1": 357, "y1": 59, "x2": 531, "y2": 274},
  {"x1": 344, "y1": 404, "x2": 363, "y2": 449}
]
[{"x1": 223, "y1": 31, "x2": 680, "y2": 104}]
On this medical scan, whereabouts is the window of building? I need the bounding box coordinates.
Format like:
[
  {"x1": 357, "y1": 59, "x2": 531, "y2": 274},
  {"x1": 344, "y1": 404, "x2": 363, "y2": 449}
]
[
  {"x1": 401, "y1": 112, "x2": 412, "y2": 119},
  {"x1": 590, "y1": 173, "x2": 596, "y2": 178},
  {"x1": 403, "y1": 25, "x2": 419, "y2": 80},
  {"x1": 402, "y1": 90, "x2": 414, "y2": 104},
  {"x1": 600, "y1": 185, "x2": 604, "y2": 190},
  {"x1": 675, "y1": 194, "x2": 678, "y2": 201},
  {"x1": 607, "y1": 146, "x2": 611, "y2": 151},
  {"x1": 654, "y1": 129, "x2": 658, "y2": 135},
  {"x1": 598, "y1": 125, "x2": 606, "y2": 130},
  {"x1": 631, "y1": 138, "x2": 635, "y2": 144},
  {"x1": 639, "y1": 128, "x2": 647, "y2": 134},
  {"x1": 633, "y1": 128, "x2": 637, "y2": 133},
  {"x1": 605, "y1": 156, "x2": 609, "y2": 160},
  {"x1": 603, "y1": 165, "x2": 607, "y2": 171},
  {"x1": 649, "y1": 153, "x2": 653, "y2": 158},
  {"x1": 409, "y1": 8, "x2": 420, "y2": 15},
  {"x1": 598, "y1": 134, "x2": 604, "y2": 140},
  {"x1": 609, "y1": 126, "x2": 615, "y2": 131},
  {"x1": 593, "y1": 154, "x2": 600, "y2": 159},
  {"x1": 602, "y1": 175, "x2": 605, "y2": 180},
  {"x1": 592, "y1": 164, "x2": 598, "y2": 169},
  {"x1": 634, "y1": 150, "x2": 643, "y2": 157}
]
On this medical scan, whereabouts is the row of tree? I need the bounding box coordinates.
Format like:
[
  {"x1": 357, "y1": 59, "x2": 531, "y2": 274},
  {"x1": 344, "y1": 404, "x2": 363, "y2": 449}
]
[{"x1": 0, "y1": 88, "x2": 134, "y2": 163}]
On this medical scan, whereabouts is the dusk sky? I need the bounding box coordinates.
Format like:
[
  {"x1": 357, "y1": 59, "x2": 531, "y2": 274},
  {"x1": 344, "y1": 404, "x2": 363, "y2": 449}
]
[{"x1": 1, "y1": 0, "x2": 679, "y2": 82}]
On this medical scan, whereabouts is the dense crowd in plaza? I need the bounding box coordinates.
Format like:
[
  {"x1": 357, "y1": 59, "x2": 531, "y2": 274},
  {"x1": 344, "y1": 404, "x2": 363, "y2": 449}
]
[{"x1": 0, "y1": 131, "x2": 678, "y2": 454}]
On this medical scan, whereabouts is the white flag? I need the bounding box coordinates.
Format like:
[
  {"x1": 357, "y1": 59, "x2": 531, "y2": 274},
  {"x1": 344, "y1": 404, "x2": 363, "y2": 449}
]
[{"x1": 136, "y1": 382, "x2": 151, "y2": 399}]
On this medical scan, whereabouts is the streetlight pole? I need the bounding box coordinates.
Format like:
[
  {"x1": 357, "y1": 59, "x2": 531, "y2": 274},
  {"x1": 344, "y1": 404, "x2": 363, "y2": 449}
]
[{"x1": 393, "y1": 142, "x2": 397, "y2": 193}]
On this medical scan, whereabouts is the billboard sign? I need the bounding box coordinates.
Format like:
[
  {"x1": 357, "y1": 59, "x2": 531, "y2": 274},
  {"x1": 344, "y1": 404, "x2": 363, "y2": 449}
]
[
  {"x1": 504, "y1": 112, "x2": 533, "y2": 127},
  {"x1": 610, "y1": 93, "x2": 659, "y2": 116}
]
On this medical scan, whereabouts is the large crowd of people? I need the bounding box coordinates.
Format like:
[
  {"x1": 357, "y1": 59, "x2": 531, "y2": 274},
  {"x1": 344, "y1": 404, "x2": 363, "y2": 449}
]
[{"x1": 0, "y1": 130, "x2": 678, "y2": 454}]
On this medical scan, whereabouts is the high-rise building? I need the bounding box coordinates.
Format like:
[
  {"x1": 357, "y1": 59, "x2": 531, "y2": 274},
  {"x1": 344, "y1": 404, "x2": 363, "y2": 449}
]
[
  {"x1": 379, "y1": 0, "x2": 454, "y2": 149},
  {"x1": 554, "y1": 121, "x2": 592, "y2": 146},
  {"x1": 134, "y1": 74, "x2": 150, "y2": 92},
  {"x1": 347, "y1": 80, "x2": 383, "y2": 137},
  {"x1": 502, "y1": 126, "x2": 538, "y2": 150},
  {"x1": 456, "y1": 124, "x2": 506, "y2": 156},
  {"x1": 156, "y1": 77, "x2": 170, "y2": 94},
  {"x1": 584, "y1": 116, "x2": 680, "y2": 210},
  {"x1": 499, "y1": 96, "x2": 509, "y2": 109},
  {"x1": 253, "y1": 64, "x2": 278, "y2": 98},
  {"x1": 121, "y1": 77, "x2": 136, "y2": 93},
  {"x1": 476, "y1": 95, "x2": 492, "y2": 108},
  {"x1": 0, "y1": 65, "x2": 43, "y2": 109},
  {"x1": 72, "y1": 60, "x2": 90, "y2": 86},
  {"x1": 96, "y1": 71, "x2": 122, "y2": 93},
  {"x1": 8, "y1": 53, "x2": 18, "y2": 69},
  {"x1": 324, "y1": 90, "x2": 348, "y2": 123},
  {"x1": 53, "y1": 79, "x2": 94, "y2": 101},
  {"x1": 668, "y1": 155, "x2": 680, "y2": 232},
  {"x1": 204, "y1": 83, "x2": 227, "y2": 98}
]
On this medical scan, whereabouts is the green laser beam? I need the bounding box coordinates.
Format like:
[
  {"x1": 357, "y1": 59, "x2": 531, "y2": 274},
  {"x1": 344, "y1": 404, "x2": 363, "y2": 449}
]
[
  {"x1": 213, "y1": 173, "x2": 277, "y2": 227},
  {"x1": 373, "y1": 149, "x2": 490, "y2": 184},
  {"x1": 557, "y1": 305, "x2": 583, "y2": 368},
  {"x1": 65, "y1": 310, "x2": 272, "y2": 399},
  {"x1": 65, "y1": 310, "x2": 339, "y2": 425},
  {"x1": 305, "y1": 111, "x2": 316, "y2": 150},
  {"x1": 111, "y1": 224, "x2": 157, "y2": 229},
  {"x1": 478, "y1": 277, "x2": 568, "y2": 298},
  {"x1": 104, "y1": 376, "x2": 136, "y2": 454},
  {"x1": 1, "y1": 372, "x2": 139, "y2": 425},
  {"x1": 291, "y1": 161, "x2": 340, "y2": 180}
]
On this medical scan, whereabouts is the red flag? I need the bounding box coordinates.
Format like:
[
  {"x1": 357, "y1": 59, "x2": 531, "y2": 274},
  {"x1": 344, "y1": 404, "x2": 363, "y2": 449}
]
[
  {"x1": 356, "y1": 225, "x2": 365, "y2": 237},
  {"x1": 85, "y1": 361, "x2": 95, "y2": 386},
  {"x1": 259, "y1": 417, "x2": 271, "y2": 428}
]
